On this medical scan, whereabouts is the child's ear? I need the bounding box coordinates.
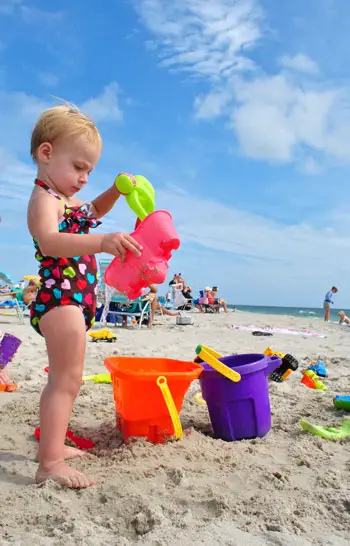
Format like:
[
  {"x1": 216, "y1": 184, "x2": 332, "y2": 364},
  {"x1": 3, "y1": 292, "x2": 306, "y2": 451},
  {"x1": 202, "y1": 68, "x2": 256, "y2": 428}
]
[{"x1": 37, "y1": 142, "x2": 53, "y2": 163}]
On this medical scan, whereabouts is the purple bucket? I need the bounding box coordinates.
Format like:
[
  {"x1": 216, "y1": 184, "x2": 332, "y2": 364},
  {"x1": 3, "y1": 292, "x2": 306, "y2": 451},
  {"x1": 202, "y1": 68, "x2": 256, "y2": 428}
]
[
  {"x1": 198, "y1": 353, "x2": 281, "y2": 441},
  {"x1": 0, "y1": 333, "x2": 22, "y2": 369}
]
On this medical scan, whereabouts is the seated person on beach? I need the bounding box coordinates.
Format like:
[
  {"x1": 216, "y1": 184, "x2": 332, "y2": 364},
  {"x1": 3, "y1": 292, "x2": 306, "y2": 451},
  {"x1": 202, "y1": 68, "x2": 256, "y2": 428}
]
[
  {"x1": 177, "y1": 284, "x2": 192, "y2": 311},
  {"x1": 211, "y1": 286, "x2": 228, "y2": 313},
  {"x1": 0, "y1": 284, "x2": 11, "y2": 293},
  {"x1": 338, "y1": 311, "x2": 350, "y2": 325},
  {"x1": 194, "y1": 287, "x2": 216, "y2": 313},
  {"x1": 22, "y1": 279, "x2": 40, "y2": 305},
  {"x1": 147, "y1": 284, "x2": 181, "y2": 322}
]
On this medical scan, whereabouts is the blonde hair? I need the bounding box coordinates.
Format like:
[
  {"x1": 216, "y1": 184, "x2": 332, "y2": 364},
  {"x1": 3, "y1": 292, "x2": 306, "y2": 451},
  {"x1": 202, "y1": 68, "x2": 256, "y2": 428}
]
[{"x1": 30, "y1": 104, "x2": 101, "y2": 162}]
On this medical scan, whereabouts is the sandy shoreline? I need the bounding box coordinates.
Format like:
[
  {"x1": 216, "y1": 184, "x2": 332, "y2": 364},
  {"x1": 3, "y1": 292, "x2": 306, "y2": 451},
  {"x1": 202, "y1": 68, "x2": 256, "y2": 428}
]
[{"x1": 0, "y1": 310, "x2": 349, "y2": 545}]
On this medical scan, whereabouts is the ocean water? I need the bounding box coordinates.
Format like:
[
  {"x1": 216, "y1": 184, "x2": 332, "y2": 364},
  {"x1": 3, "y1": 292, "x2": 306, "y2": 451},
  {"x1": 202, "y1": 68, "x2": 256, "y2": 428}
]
[{"x1": 228, "y1": 304, "x2": 349, "y2": 324}]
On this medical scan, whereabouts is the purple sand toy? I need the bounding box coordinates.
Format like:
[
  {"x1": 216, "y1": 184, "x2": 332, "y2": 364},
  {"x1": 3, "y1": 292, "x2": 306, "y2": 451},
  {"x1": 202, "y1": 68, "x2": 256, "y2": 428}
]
[
  {"x1": 0, "y1": 333, "x2": 22, "y2": 369},
  {"x1": 199, "y1": 353, "x2": 281, "y2": 442}
]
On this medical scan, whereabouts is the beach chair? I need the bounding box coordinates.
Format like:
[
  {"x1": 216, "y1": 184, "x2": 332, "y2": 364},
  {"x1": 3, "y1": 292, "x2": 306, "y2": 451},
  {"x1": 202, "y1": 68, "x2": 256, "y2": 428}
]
[
  {"x1": 171, "y1": 283, "x2": 193, "y2": 311},
  {"x1": 195, "y1": 289, "x2": 219, "y2": 313},
  {"x1": 0, "y1": 292, "x2": 25, "y2": 324},
  {"x1": 100, "y1": 285, "x2": 151, "y2": 329},
  {"x1": 97, "y1": 260, "x2": 151, "y2": 329}
]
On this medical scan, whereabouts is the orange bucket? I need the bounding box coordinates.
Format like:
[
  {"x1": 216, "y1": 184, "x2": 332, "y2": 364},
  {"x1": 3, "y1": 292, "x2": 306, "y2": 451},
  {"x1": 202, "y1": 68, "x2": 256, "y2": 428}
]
[{"x1": 104, "y1": 356, "x2": 203, "y2": 443}]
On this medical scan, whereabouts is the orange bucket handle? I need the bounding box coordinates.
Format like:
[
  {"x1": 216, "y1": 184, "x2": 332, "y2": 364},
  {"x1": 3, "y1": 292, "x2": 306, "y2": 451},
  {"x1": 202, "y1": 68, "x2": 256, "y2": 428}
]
[{"x1": 156, "y1": 376, "x2": 183, "y2": 440}]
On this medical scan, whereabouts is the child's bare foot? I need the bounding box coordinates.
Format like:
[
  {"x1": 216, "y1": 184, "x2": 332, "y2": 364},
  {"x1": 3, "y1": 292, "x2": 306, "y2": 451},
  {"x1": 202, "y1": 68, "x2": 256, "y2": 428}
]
[
  {"x1": 63, "y1": 445, "x2": 90, "y2": 460},
  {"x1": 35, "y1": 445, "x2": 91, "y2": 462},
  {"x1": 35, "y1": 462, "x2": 94, "y2": 488}
]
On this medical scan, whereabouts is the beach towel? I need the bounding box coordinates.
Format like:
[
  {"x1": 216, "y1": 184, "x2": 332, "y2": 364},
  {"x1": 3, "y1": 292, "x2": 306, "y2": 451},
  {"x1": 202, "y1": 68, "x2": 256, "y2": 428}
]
[{"x1": 231, "y1": 325, "x2": 326, "y2": 339}]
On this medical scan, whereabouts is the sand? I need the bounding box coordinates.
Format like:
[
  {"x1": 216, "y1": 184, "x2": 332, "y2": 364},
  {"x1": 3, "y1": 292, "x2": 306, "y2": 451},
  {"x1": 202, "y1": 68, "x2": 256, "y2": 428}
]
[{"x1": 0, "y1": 310, "x2": 349, "y2": 545}]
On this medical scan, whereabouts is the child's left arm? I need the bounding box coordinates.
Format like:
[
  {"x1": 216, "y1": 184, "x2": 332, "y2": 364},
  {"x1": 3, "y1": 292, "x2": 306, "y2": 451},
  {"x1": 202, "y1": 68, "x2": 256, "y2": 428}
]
[{"x1": 91, "y1": 183, "x2": 121, "y2": 219}]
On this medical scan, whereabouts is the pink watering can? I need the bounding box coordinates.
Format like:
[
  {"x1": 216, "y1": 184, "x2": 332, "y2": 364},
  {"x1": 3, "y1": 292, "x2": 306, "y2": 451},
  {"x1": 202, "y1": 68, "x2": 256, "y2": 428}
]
[{"x1": 104, "y1": 210, "x2": 180, "y2": 300}]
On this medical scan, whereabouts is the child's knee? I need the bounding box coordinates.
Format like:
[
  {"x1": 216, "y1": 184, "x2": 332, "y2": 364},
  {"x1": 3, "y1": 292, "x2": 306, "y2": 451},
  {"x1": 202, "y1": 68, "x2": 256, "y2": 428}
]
[{"x1": 50, "y1": 368, "x2": 83, "y2": 397}]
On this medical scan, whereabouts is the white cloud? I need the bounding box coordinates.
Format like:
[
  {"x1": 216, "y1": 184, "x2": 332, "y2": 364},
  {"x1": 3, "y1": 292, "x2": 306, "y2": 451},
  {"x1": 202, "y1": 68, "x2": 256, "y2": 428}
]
[
  {"x1": 81, "y1": 82, "x2": 123, "y2": 123},
  {"x1": 38, "y1": 72, "x2": 59, "y2": 87},
  {"x1": 135, "y1": 0, "x2": 263, "y2": 79},
  {"x1": 135, "y1": 0, "x2": 350, "y2": 169},
  {"x1": 231, "y1": 74, "x2": 350, "y2": 163},
  {"x1": 0, "y1": 148, "x2": 35, "y2": 203},
  {"x1": 278, "y1": 54, "x2": 319, "y2": 75},
  {"x1": 194, "y1": 90, "x2": 231, "y2": 120},
  {"x1": 0, "y1": 83, "x2": 124, "y2": 158}
]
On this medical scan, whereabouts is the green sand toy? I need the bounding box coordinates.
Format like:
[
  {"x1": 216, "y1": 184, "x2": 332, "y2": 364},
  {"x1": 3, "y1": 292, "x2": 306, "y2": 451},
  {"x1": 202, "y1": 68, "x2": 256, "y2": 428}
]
[
  {"x1": 115, "y1": 173, "x2": 155, "y2": 221},
  {"x1": 82, "y1": 373, "x2": 112, "y2": 384},
  {"x1": 300, "y1": 418, "x2": 350, "y2": 440}
]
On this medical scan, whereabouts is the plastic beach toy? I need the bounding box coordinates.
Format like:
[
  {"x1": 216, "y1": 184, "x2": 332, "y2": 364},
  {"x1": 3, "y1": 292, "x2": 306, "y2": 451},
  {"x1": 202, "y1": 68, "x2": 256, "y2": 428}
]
[
  {"x1": 104, "y1": 355, "x2": 202, "y2": 443},
  {"x1": 157, "y1": 376, "x2": 183, "y2": 440},
  {"x1": 195, "y1": 345, "x2": 241, "y2": 383},
  {"x1": 301, "y1": 370, "x2": 327, "y2": 390},
  {"x1": 308, "y1": 360, "x2": 327, "y2": 377},
  {"x1": 115, "y1": 173, "x2": 155, "y2": 223},
  {"x1": 300, "y1": 418, "x2": 350, "y2": 440},
  {"x1": 88, "y1": 329, "x2": 117, "y2": 342},
  {"x1": 0, "y1": 332, "x2": 22, "y2": 369},
  {"x1": 264, "y1": 346, "x2": 299, "y2": 382},
  {"x1": 82, "y1": 373, "x2": 112, "y2": 384},
  {"x1": 198, "y1": 352, "x2": 281, "y2": 441},
  {"x1": 104, "y1": 210, "x2": 180, "y2": 300},
  {"x1": 0, "y1": 382, "x2": 18, "y2": 392},
  {"x1": 34, "y1": 427, "x2": 95, "y2": 450},
  {"x1": 333, "y1": 395, "x2": 350, "y2": 411}
]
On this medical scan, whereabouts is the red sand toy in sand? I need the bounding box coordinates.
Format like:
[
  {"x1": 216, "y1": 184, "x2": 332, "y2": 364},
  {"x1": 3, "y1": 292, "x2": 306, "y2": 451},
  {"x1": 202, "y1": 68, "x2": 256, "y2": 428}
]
[{"x1": 34, "y1": 427, "x2": 95, "y2": 450}]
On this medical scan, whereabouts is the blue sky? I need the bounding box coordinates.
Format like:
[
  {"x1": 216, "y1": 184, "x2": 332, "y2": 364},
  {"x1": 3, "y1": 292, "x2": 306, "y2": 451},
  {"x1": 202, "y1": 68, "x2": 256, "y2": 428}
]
[{"x1": 1, "y1": 0, "x2": 350, "y2": 307}]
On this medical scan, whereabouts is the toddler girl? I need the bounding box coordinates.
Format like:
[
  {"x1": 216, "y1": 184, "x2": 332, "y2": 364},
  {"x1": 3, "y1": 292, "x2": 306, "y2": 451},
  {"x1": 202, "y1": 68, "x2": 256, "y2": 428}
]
[{"x1": 27, "y1": 104, "x2": 142, "y2": 488}]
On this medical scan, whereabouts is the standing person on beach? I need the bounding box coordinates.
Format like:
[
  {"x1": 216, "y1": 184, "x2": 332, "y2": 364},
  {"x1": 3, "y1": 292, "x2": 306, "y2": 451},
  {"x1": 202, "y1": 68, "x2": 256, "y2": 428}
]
[
  {"x1": 27, "y1": 104, "x2": 142, "y2": 489},
  {"x1": 323, "y1": 286, "x2": 338, "y2": 321}
]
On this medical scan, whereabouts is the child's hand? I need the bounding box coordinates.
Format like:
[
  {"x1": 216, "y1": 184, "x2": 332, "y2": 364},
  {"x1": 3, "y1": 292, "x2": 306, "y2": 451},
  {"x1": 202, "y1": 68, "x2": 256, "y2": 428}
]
[{"x1": 101, "y1": 232, "x2": 143, "y2": 262}]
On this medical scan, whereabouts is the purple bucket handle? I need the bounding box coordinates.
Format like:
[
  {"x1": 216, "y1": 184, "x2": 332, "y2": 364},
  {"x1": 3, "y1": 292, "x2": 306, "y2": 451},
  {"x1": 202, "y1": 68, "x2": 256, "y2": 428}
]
[{"x1": 264, "y1": 355, "x2": 282, "y2": 376}]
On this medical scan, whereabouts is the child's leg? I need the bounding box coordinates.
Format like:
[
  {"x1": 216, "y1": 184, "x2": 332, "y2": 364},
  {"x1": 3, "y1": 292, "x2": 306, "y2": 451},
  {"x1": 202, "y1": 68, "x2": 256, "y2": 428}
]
[
  {"x1": 36, "y1": 305, "x2": 93, "y2": 489},
  {"x1": 324, "y1": 305, "x2": 330, "y2": 322}
]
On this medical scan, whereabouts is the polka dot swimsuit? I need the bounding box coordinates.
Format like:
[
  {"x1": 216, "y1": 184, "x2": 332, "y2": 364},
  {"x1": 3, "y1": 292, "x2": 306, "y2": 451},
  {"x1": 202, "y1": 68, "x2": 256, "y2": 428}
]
[{"x1": 30, "y1": 179, "x2": 101, "y2": 336}]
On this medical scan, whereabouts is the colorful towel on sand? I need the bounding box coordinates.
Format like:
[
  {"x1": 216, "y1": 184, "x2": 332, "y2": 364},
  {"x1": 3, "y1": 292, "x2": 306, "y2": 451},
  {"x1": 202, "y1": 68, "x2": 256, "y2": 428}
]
[
  {"x1": 0, "y1": 331, "x2": 22, "y2": 368},
  {"x1": 231, "y1": 325, "x2": 326, "y2": 339}
]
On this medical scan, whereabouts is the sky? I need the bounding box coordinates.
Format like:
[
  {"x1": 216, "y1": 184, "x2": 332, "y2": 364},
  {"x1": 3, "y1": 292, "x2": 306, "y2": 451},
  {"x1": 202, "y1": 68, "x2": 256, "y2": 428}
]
[{"x1": 1, "y1": 0, "x2": 350, "y2": 307}]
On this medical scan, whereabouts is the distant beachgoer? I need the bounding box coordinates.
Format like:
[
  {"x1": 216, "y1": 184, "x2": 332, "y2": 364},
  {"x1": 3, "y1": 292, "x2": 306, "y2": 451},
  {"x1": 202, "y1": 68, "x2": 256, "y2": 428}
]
[
  {"x1": 338, "y1": 311, "x2": 350, "y2": 325},
  {"x1": 148, "y1": 284, "x2": 181, "y2": 322},
  {"x1": 323, "y1": 286, "x2": 338, "y2": 322},
  {"x1": 168, "y1": 274, "x2": 177, "y2": 286},
  {"x1": 22, "y1": 279, "x2": 40, "y2": 305},
  {"x1": 211, "y1": 286, "x2": 228, "y2": 313}
]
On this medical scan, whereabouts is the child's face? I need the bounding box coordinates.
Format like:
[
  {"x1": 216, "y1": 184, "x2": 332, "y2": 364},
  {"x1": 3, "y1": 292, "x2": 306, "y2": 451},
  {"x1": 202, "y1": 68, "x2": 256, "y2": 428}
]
[{"x1": 39, "y1": 135, "x2": 101, "y2": 197}]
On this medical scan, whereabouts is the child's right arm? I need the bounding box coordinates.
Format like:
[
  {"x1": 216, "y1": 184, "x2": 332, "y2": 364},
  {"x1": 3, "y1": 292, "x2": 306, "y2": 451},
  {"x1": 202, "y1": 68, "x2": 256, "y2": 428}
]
[{"x1": 28, "y1": 190, "x2": 142, "y2": 260}]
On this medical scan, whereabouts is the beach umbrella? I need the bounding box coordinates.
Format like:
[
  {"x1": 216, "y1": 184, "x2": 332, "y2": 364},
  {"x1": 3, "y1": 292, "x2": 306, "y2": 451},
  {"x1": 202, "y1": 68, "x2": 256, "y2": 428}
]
[{"x1": 0, "y1": 271, "x2": 13, "y2": 285}]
